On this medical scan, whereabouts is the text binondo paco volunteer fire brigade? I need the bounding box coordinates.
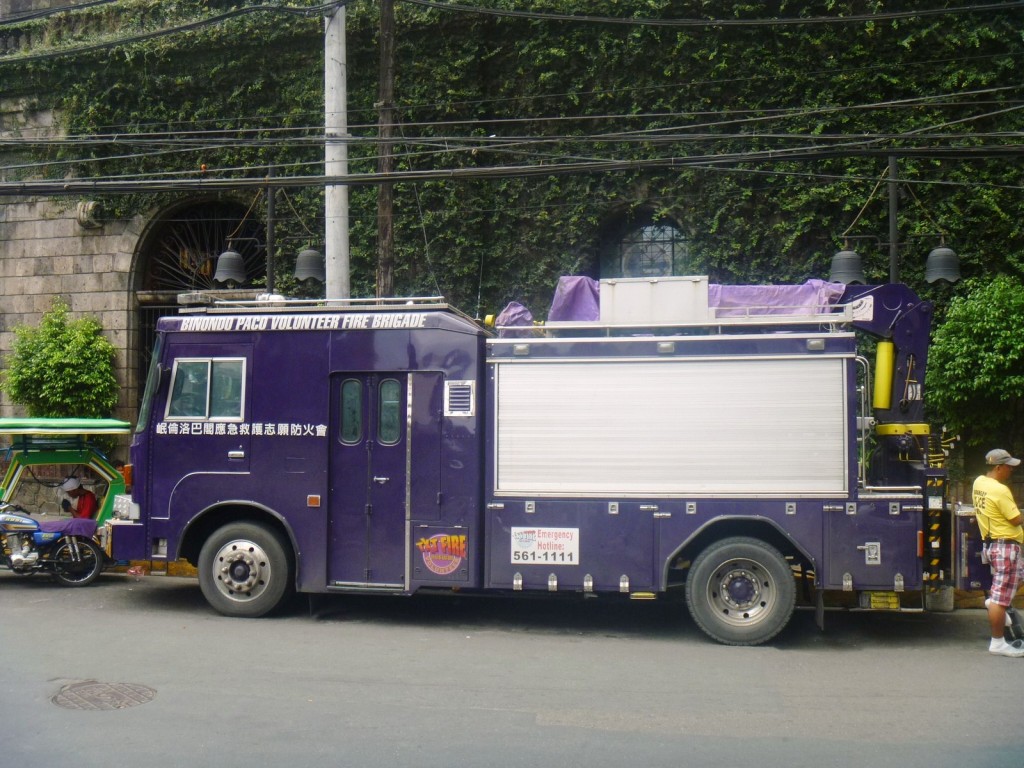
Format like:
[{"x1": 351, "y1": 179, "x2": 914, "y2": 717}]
[{"x1": 106, "y1": 276, "x2": 957, "y2": 645}]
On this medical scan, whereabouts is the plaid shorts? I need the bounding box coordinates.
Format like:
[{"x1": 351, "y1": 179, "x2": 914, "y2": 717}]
[{"x1": 988, "y1": 540, "x2": 1024, "y2": 606}]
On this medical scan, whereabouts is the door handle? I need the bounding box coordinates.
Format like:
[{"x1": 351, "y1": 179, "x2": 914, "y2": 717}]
[
  {"x1": 228, "y1": 450, "x2": 245, "y2": 459},
  {"x1": 373, "y1": 476, "x2": 390, "y2": 484}
]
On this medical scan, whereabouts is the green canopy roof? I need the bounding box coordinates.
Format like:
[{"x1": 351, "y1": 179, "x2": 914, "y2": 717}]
[{"x1": 0, "y1": 417, "x2": 131, "y2": 436}]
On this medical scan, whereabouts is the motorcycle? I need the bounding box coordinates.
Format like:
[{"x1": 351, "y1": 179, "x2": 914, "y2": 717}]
[{"x1": 0, "y1": 503, "x2": 105, "y2": 586}]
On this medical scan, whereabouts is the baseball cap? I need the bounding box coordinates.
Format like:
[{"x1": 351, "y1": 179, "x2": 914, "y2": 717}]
[
  {"x1": 59, "y1": 477, "x2": 81, "y2": 492},
  {"x1": 986, "y1": 449, "x2": 1021, "y2": 467}
]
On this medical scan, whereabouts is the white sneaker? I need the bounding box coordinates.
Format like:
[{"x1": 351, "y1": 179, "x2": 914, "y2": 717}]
[{"x1": 990, "y1": 639, "x2": 1024, "y2": 657}]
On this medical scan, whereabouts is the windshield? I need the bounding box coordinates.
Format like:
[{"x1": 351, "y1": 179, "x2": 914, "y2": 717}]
[{"x1": 136, "y1": 334, "x2": 164, "y2": 433}]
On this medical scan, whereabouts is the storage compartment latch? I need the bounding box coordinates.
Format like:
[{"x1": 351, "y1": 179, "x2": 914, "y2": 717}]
[{"x1": 856, "y1": 541, "x2": 881, "y2": 565}]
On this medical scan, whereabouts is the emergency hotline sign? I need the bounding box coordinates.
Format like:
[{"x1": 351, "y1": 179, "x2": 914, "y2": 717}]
[{"x1": 510, "y1": 527, "x2": 579, "y2": 565}]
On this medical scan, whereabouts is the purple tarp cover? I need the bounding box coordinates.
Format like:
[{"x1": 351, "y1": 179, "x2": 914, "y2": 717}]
[
  {"x1": 709, "y1": 279, "x2": 846, "y2": 316},
  {"x1": 494, "y1": 301, "x2": 534, "y2": 337},
  {"x1": 548, "y1": 276, "x2": 600, "y2": 321},
  {"x1": 541, "y1": 276, "x2": 845, "y2": 321},
  {"x1": 39, "y1": 518, "x2": 98, "y2": 537}
]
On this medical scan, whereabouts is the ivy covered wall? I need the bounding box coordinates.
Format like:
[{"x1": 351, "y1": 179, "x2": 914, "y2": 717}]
[{"x1": 2, "y1": 0, "x2": 1023, "y2": 317}]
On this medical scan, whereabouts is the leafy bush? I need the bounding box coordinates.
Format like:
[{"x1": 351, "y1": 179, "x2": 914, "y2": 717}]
[
  {"x1": 2, "y1": 298, "x2": 119, "y2": 418},
  {"x1": 926, "y1": 275, "x2": 1024, "y2": 454}
]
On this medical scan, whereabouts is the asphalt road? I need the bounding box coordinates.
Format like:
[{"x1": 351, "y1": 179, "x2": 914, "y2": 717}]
[{"x1": 1, "y1": 571, "x2": 1021, "y2": 768}]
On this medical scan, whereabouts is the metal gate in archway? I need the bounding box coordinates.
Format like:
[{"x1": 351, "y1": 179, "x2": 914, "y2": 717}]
[{"x1": 133, "y1": 199, "x2": 266, "y2": 411}]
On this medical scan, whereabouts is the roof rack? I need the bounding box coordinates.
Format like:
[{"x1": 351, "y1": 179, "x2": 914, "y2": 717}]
[
  {"x1": 177, "y1": 292, "x2": 453, "y2": 315},
  {"x1": 497, "y1": 296, "x2": 872, "y2": 337}
]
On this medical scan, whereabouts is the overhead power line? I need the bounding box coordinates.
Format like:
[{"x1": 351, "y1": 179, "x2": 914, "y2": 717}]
[
  {"x1": 2, "y1": 144, "x2": 1023, "y2": 198},
  {"x1": 5, "y1": 94, "x2": 1017, "y2": 150},
  {"x1": 2, "y1": 84, "x2": 1016, "y2": 146},
  {"x1": 3, "y1": 88, "x2": 1020, "y2": 184},
  {"x1": 401, "y1": 0, "x2": 1024, "y2": 26}
]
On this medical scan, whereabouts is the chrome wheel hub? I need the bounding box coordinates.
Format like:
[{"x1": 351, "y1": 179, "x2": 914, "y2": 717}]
[
  {"x1": 213, "y1": 539, "x2": 271, "y2": 601},
  {"x1": 708, "y1": 559, "x2": 776, "y2": 626}
]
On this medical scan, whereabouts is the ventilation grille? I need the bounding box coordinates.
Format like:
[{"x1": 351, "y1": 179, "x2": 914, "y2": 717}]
[{"x1": 444, "y1": 381, "x2": 475, "y2": 417}]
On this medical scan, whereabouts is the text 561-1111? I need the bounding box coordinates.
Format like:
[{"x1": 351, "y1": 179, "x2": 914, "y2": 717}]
[{"x1": 512, "y1": 550, "x2": 575, "y2": 563}]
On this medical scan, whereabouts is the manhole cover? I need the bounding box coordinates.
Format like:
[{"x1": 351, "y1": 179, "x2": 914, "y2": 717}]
[{"x1": 52, "y1": 681, "x2": 156, "y2": 710}]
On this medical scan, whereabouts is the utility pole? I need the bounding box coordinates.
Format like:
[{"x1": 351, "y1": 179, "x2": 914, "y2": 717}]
[
  {"x1": 325, "y1": 4, "x2": 350, "y2": 299},
  {"x1": 376, "y1": 0, "x2": 396, "y2": 298},
  {"x1": 266, "y1": 166, "x2": 275, "y2": 294}
]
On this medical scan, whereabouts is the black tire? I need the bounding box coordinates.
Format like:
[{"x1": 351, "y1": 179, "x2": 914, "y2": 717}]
[
  {"x1": 198, "y1": 521, "x2": 294, "y2": 618},
  {"x1": 51, "y1": 537, "x2": 104, "y2": 587},
  {"x1": 685, "y1": 537, "x2": 796, "y2": 646}
]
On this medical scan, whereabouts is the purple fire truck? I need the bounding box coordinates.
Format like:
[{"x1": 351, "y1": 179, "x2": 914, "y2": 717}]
[{"x1": 107, "y1": 277, "x2": 954, "y2": 645}]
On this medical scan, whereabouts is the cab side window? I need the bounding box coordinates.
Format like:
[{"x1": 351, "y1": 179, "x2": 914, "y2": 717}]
[
  {"x1": 167, "y1": 358, "x2": 245, "y2": 420},
  {"x1": 210, "y1": 360, "x2": 244, "y2": 417}
]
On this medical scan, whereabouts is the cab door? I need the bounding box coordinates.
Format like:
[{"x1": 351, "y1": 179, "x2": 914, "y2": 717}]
[
  {"x1": 328, "y1": 374, "x2": 408, "y2": 587},
  {"x1": 151, "y1": 345, "x2": 252, "y2": 521}
]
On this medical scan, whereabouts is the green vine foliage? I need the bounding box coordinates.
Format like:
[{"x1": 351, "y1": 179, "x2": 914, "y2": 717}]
[
  {"x1": 1, "y1": 298, "x2": 120, "y2": 418},
  {"x1": 2, "y1": 3, "x2": 1023, "y2": 303}
]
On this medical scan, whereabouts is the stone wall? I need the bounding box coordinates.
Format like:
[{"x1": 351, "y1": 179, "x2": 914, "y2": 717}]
[
  {"x1": 1, "y1": 96, "x2": 143, "y2": 426},
  {"x1": 0, "y1": 196, "x2": 140, "y2": 421}
]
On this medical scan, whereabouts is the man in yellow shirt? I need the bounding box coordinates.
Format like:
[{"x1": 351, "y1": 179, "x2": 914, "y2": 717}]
[{"x1": 973, "y1": 448, "x2": 1024, "y2": 657}]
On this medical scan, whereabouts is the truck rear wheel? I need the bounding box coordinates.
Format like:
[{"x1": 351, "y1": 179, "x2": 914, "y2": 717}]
[
  {"x1": 198, "y1": 522, "x2": 293, "y2": 617},
  {"x1": 685, "y1": 537, "x2": 796, "y2": 646}
]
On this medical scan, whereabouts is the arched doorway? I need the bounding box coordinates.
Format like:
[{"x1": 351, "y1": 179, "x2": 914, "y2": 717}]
[{"x1": 132, "y1": 198, "x2": 266, "y2": 410}]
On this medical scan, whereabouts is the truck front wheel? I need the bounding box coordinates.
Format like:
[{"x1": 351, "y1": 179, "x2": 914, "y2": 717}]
[
  {"x1": 685, "y1": 537, "x2": 796, "y2": 646},
  {"x1": 198, "y1": 521, "x2": 293, "y2": 617}
]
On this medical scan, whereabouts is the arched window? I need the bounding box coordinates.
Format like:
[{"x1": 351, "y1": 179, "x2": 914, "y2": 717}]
[
  {"x1": 620, "y1": 224, "x2": 690, "y2": 278},
  {"x1": 599, "y1": 213, "x2": 691, "y2": 279}
]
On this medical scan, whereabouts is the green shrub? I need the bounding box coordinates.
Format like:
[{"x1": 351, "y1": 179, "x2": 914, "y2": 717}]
[
  {"x1": 2, "y1": 298, "x2": 119, "y2": 418},
  {"x1": 926, "y1": 275, "x2": 1024, "y2": 455}
]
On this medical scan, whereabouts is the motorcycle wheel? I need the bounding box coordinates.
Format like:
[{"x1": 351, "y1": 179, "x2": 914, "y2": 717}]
[{"x1": 51, "y1": 537, "x2": 104, "y2": 587}]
